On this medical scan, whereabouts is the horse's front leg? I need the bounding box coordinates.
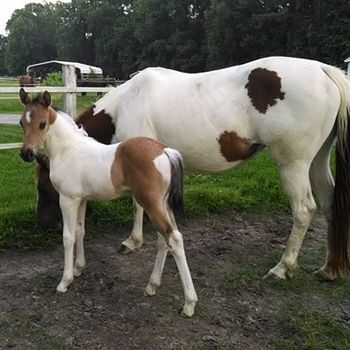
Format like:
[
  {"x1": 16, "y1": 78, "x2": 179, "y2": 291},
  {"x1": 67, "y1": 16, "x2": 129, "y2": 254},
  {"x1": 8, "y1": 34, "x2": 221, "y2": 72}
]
[
  {"x1": 74, "y1": 200, "x2": 87, "y2": 277},
  {"x1": 57, "y1": 195, "x2": 81, "y2": 293},
  {"x1": 119, "y1": 199, "x2": 144, "y2": 254}
]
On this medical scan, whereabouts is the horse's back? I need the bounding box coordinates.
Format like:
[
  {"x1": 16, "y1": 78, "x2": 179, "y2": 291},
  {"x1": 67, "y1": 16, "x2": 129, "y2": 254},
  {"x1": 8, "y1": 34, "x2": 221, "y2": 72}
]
[{"x1": 112, "y1": 57, "x2": 342, "y2": 170}]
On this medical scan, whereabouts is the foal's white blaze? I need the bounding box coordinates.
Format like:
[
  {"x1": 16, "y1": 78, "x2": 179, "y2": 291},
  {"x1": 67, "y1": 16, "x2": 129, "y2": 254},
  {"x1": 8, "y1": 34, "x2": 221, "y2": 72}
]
[{"x1": 25, "y1": 111, "x2": 31, "y2": 124}]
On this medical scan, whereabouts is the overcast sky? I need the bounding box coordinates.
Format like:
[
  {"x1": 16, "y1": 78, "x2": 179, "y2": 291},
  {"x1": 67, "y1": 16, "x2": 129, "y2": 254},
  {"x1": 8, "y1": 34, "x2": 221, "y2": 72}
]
[{"x1": 0, "y1": 0, "x2": 71, "y2": 35}]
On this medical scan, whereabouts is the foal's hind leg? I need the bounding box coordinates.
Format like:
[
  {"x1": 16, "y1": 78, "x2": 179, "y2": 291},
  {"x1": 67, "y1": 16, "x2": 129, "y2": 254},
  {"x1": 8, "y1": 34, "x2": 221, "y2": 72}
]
[
  {"x1": 143, "y1": 202, "x2": 197, "y2": 317},
  {"x1": 119, "y1": 199, "x2": 144, "y2": 254},
  {"x1": 144, "y1": 232, "x2": 168, "y2": 296},
  {"x1": 265, "y1": 162, "x2": 316, "y2": 279}
]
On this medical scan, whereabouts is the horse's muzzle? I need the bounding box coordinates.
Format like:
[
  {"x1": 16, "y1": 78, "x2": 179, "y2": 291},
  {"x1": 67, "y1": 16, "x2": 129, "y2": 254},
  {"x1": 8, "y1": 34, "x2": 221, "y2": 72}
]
[{"x1": 20, "y1": 147, "x2": 35, "y2": 162}]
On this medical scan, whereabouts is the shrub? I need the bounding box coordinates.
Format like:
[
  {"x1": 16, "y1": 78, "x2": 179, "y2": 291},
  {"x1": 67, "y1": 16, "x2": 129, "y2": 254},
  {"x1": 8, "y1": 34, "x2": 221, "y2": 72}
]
[{"x1": 42, "y1": 71, "x2": 63, "y2": 86}]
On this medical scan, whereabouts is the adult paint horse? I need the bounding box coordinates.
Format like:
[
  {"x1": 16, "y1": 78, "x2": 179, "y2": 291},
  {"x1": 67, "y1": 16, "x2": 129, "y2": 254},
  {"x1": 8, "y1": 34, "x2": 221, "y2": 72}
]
[
  {"x1": 19, "y1": 89, "x2": 197, "y2": 317},
  {"x1": 36, "y1": 56, "x2": 350, "y2": 282}
]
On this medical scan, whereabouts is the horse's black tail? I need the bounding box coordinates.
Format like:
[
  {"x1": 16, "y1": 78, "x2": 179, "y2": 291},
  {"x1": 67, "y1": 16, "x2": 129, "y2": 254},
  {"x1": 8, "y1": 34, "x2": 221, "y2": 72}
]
[
  {"x1": 322, "y1": 65, "x2": 350, "y2": 278},
  {"x1": 163, "y1": 147, "x2": 185, "y2": 216}
]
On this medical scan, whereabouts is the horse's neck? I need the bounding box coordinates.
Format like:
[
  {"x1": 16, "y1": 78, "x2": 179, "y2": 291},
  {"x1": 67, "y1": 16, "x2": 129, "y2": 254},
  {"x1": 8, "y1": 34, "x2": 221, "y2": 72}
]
[{"x1": 45, "y1": 113, "x2": 86, "y2": 157}]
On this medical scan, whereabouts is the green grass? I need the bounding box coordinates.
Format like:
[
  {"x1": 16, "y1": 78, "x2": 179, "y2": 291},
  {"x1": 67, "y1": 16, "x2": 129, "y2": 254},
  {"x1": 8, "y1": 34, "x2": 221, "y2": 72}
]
[{"x1": 0, "y1": 77, "x2": 18, "y2": 86}]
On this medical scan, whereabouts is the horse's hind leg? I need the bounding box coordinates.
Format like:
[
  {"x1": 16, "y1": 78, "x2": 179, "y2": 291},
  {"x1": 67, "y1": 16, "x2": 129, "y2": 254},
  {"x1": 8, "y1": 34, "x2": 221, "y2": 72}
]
[
  {"x1": 309, "y1": 131, "x2": 337, "y2": 279},
  {"x1": 265, "y1": 162, "x2": 316, "y2": 279},
  {"x1": 74, "y1": 200, "x2": 87, "y2": 277},
  {"x1": 119, "y1": 199, "x2": 144, "y2": 254}
]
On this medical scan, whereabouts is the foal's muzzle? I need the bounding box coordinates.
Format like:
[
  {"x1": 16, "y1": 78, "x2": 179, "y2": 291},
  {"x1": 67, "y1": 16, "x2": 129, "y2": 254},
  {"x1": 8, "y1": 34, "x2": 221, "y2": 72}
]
[{"x1": 20, "y1": 147, "x2": 35, "y2": 162}]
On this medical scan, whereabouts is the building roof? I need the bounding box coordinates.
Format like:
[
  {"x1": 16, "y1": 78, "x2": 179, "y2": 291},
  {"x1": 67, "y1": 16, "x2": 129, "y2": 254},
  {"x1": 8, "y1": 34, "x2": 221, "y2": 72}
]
[{"x1": 26, "y1": 60, "x2": 103, "y2": 75}]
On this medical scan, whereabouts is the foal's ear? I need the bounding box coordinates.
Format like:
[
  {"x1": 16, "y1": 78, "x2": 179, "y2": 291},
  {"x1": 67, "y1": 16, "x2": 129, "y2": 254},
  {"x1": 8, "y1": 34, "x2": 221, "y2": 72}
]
[
  {"x1": 42, "y1": 91, "x2": 51, "y2": 108},
  {"x1": 19, "y1": 88, "x2": 31, "y2": 105}
]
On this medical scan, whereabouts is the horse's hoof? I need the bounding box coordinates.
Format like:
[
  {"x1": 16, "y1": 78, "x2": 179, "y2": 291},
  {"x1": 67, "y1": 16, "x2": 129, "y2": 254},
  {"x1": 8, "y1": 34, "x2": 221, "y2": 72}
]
[
  {"x1": 314, "y1": 267, "x2": 337, "y2": 281},
  {"x1": 144, "y1": 284, "x2": 157, "y2": 296},
  {"x1": 118, "y1": 243, "x2": 133, "y2": 255}
]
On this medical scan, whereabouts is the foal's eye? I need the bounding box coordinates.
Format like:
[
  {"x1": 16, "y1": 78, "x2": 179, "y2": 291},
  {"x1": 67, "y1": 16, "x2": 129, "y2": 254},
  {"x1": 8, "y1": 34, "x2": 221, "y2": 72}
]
[
  {"x1": 19, "y1": 120, "x2": 23, "y2": 128},
  {"x1": 39, "y1": 122, "x2": 46, "y2": 130}
]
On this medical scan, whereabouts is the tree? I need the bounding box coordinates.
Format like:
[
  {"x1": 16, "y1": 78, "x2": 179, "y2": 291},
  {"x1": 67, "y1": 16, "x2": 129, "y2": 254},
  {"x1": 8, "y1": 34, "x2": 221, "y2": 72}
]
[
  {"x1": 0, "y1": 35, "x2": 8, "y2": 75},
  {"x1": 55, "y1": 0, "x2": 95, "y2": 64},
  {"x1": 5, "y1": 3, "x2": 58, "y2": 75}
]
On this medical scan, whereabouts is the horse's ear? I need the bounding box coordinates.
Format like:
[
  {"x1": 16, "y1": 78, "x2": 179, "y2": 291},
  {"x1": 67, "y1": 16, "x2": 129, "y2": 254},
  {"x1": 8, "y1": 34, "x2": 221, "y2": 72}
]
[
  {"x1": 42, "y1": 91, "x2": 51, "y2": 107},
  {"x1": 19, "y1": 88, "x2": 31, "y2": 105}
]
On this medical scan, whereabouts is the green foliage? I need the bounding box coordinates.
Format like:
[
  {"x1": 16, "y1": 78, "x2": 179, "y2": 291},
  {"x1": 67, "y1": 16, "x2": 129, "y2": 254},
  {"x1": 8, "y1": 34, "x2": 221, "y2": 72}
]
[
  {"x1": 42, "y1": 71, "x2": 64, "y2": 86},
  {"x1": 2, "y1": 0, "x2": 349, "y2": 77}
]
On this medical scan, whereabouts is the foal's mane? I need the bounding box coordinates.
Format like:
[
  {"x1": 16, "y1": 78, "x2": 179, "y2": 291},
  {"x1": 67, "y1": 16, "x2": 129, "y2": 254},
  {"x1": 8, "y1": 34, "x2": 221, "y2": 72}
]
[{"x1": 57, "y1": 110, "x2": 89, "y2": 137}]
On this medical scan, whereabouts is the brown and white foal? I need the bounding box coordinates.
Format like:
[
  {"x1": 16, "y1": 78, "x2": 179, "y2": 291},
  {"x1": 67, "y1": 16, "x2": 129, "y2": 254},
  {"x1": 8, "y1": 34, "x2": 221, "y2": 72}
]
[{"x1": 19, "y1": 89, "x2": 197, "y2": 317}]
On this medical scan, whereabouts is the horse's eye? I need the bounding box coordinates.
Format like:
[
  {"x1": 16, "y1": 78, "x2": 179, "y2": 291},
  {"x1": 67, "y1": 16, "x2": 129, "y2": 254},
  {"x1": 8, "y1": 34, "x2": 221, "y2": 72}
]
[
  {"x1": 19, "y1": 120, "x2": 23, "y2": 127},
  {"x1": 39, "y1": 122, "x2": 46, "y2": 130}
]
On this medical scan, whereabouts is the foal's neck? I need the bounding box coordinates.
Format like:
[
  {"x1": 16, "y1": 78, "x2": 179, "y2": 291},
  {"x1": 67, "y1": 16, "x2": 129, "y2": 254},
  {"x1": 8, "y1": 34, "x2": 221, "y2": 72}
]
[{"x1": 45, "y1": 110, "x2": 88, "y2": 157}]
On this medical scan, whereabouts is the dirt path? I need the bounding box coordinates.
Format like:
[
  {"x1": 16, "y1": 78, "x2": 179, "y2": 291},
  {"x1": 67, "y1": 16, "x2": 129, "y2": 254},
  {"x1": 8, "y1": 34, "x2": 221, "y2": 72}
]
[{"x1": 0, "y1": 211, "x2": 344, "y2": 349}]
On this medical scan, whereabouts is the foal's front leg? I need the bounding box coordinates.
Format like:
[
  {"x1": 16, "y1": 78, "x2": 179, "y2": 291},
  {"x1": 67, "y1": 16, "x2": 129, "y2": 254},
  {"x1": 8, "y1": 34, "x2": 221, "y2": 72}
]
[
  {"x1": 74, "y1": 200, "x2": 87, "y2": 277},
  {"x1": 57, "y1": 195, "x2": 81, "y2": 293}
]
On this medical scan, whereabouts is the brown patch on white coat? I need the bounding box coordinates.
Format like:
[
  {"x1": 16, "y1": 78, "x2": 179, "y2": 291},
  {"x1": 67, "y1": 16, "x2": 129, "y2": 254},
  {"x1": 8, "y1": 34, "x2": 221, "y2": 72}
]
[
  {"x1": 112, "y1": 137, "x2": 173, "y2": 237},
  {"x1": 245, "y1": 67, "x2": 285, "y2": 114},
  {"x1": 218, "y1": 130, "x2": 263, "y2": 162},
  {"x1": 76, "y1": 105, "x2": 115, "y2": 145}
]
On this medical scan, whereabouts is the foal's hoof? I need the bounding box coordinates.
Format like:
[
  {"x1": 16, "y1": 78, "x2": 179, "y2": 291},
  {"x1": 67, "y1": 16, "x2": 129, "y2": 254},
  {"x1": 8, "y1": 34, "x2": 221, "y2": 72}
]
[
  {"x1": 263, "y1": 262, "x2": 298, "y2": 280},
  {"x1": 181, "y1": 303, "x2": 196, "y2": 318},
  {"x1": 56, "y1": 283, "x2": 68, "y2": 293},
  {"x1": 118, "y1": 243, "x2": 133, "y2": 255},
  {"x1": 73, "y1": 266, "x2": 84, "y2": 277},
  {"x1": 263, "y1": 268, "x2": 287, "y2": 280}
]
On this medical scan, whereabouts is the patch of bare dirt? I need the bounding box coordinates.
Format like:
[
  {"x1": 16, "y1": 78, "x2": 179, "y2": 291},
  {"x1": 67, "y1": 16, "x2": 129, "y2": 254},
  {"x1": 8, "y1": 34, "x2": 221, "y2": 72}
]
[{"x1": 0, "y1": 211, "x2": 330, "y2": 349}]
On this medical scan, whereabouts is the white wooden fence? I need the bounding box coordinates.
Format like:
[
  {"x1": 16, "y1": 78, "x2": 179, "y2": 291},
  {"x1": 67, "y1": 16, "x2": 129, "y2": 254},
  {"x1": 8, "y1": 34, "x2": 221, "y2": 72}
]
[{"x1": 0, "y1": 64, "x2": 118, "y2": 150}]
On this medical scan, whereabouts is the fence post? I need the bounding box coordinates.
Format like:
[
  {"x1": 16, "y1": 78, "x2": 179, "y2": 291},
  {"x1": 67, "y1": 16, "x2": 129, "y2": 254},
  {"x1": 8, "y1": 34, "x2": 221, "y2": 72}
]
[{"x1": 62, "y1": 64, "x2": 77, "y2": 119}]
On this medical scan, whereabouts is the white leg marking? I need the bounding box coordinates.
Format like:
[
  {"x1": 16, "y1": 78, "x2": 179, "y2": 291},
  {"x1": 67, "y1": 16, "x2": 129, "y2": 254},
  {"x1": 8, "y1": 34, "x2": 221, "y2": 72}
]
[
  {"x1": 145, "y1": 233, "x2": 168, "y2": 296},
  {"x1": 74, "y1": 200, "x2": 87, "y2": 277},
  {"x1": 57, "y1": 195, "x2": 81, "y2": 293},
  {"x1": 168, "y1": 230, "x2": 197, "y2": 317},
  {"x1": 121, "y1": 199, "x2": 144, "y2": 253},
  {"x1": 265, "y1": 163, "x2": 316, "y2": 279}
]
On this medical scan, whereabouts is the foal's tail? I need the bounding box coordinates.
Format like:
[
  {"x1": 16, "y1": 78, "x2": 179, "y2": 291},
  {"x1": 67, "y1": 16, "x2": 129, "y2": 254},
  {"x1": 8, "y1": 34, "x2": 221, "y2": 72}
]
[
  {"x1": 163, "y1": 148, "x2": 185, "y2": 216},
  {"x1": 322, "y1": 65, "x2": 350, "y2": 278}
]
